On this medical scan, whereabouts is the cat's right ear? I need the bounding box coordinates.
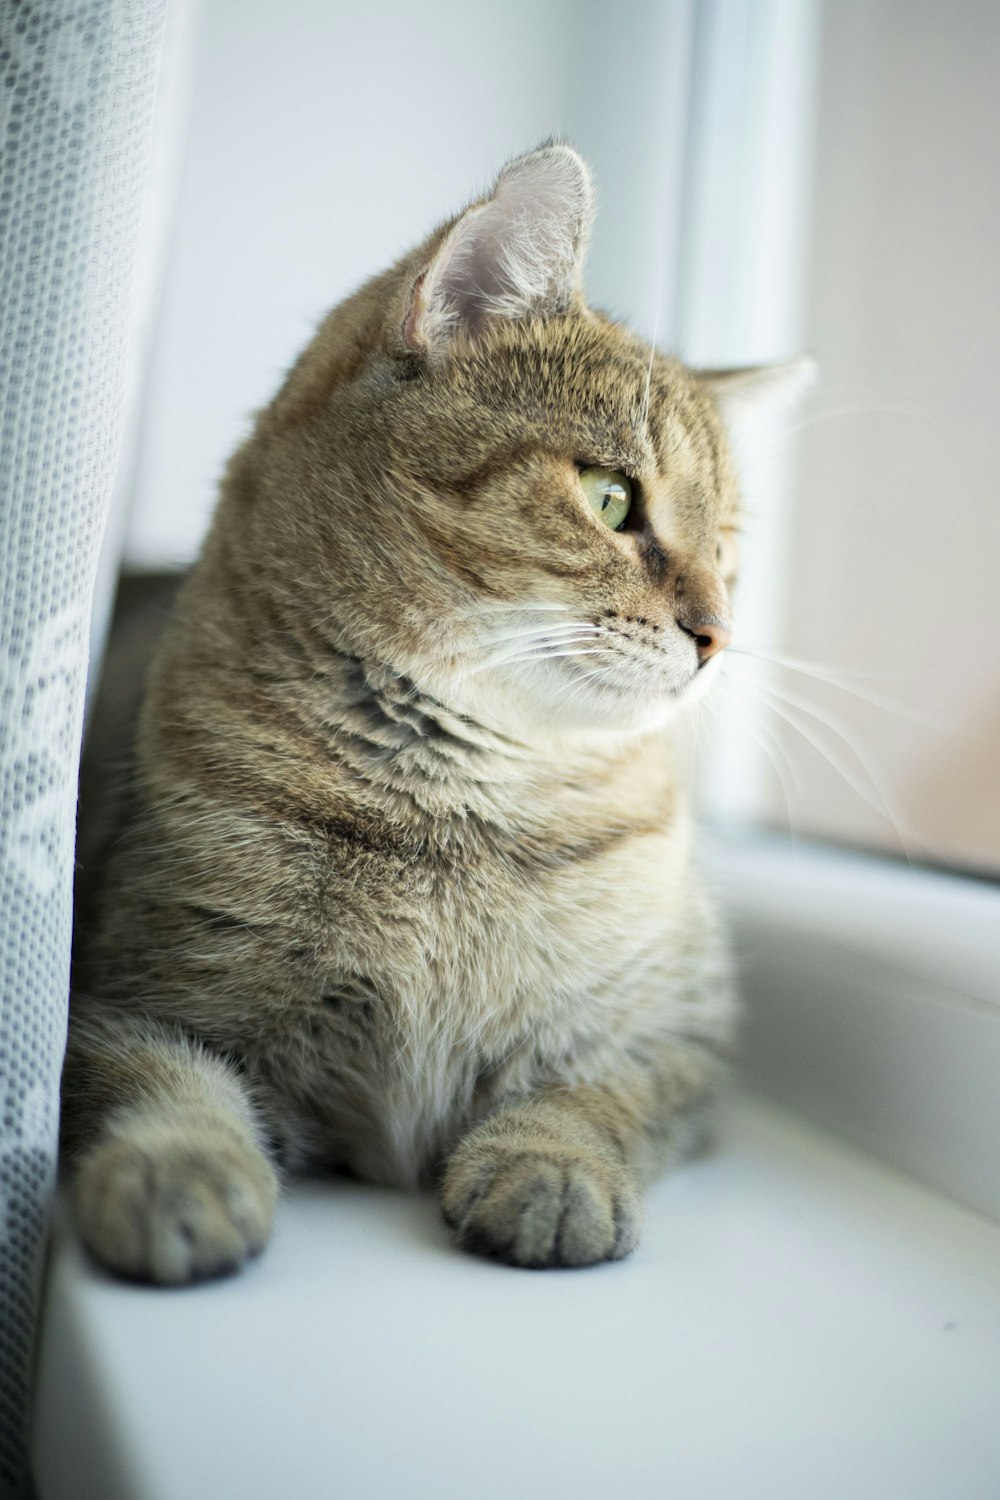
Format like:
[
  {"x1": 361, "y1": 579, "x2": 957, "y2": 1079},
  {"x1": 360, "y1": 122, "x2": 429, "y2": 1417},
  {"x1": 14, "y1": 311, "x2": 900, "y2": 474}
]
[
  {"x1": 700, "y1": 357, "x2": 816, "y2": 470},
  {"x1": 402, "y1": 143, "x2": 594, "y2": 358},
  {"x1": 700, "y1": 358, "x2": 817, "y2": 426}
]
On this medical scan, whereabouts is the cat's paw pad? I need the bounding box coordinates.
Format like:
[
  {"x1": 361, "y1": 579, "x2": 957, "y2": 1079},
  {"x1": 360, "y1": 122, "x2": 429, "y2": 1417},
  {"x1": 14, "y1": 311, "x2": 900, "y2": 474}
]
[
  {"x1": 441, "y1": 1139, "x2": 640, "y2": 1269},
  {"x1": 73, "y1": 1112, "x2": 278, "y2": 1284}
]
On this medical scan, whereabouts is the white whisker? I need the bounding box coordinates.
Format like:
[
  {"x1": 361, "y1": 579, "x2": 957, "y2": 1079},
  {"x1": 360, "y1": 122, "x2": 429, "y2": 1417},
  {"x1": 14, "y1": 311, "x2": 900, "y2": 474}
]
[
  {"x1": 557, "y1": 660, "x2": 617, "y2": 713},
  {"x1": 712, "y1": 680, "x2": 801, "y2": 826},
  {"x1": 460, "y1": 642, "x2": 612, "y2": 681},
  {"x1": 475, "y1": 632, "x2": 603, "y2": 669},
  {"x1": 740, "y1": 673, "x2": 925, "y2": 862},
  {"x1": 637, "y1": 212, "x2": 666, "y2": 437},
  {"x1": 477, "y1": 621, "x2": 600, "y2": 649},
  {"x1": 500, "y1": 647, "x2": 612, "y2": 671},
  {"x1": 734, "y1": 401, "x2": 946, "y2": 481},
  {"x1": 729, "y1": 646, "x2": 955, "y2": 732}
]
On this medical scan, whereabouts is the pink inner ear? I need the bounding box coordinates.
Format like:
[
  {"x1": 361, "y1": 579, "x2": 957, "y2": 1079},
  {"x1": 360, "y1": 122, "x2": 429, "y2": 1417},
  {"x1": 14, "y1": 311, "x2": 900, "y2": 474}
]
[
  {"x1": 407, "y1": 147, "x2": 593, "y2": 351},
  {"x1": 402, "y1": 272, "x2": 429, "y2": 351},
  {"x1": 441, "y1": 203, "x2": 524, "y2": 334}
]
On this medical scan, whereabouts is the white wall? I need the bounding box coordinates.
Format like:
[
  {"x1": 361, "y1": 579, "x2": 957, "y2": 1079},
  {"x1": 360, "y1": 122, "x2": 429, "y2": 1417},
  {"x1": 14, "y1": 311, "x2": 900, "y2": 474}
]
[
  {"x1": 762, "y1": 0, "x2": 1000, "y2": 874},
  {"x1": 123, "y1": 0, "x2": 697, "y2": 567}
]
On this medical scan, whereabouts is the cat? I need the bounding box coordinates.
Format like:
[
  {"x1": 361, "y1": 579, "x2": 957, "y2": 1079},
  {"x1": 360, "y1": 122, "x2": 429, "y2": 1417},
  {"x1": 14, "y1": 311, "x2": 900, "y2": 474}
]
[{"x1": 65, "y1": 141, "x2": 806, "y2": 1281}]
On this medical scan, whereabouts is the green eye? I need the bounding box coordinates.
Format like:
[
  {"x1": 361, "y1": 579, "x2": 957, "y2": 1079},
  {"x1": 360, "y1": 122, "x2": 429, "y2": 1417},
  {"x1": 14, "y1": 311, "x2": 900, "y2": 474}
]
[{"x1": 579, "y1": 467, "x2": 632, "y2": 531}]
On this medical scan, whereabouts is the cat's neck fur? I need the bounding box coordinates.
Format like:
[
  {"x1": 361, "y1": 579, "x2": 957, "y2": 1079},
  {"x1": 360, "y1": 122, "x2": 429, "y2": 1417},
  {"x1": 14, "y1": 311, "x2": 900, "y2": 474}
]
[{"x1": 144, "y1": 539, "x2": 684, "y2": 859}]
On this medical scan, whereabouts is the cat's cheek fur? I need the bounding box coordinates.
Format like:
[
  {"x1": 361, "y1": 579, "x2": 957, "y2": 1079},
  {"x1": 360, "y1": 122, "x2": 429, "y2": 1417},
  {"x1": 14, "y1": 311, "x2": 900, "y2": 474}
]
[{"x1": 446, "y1": 656, "x2": 701, "y2": 741}]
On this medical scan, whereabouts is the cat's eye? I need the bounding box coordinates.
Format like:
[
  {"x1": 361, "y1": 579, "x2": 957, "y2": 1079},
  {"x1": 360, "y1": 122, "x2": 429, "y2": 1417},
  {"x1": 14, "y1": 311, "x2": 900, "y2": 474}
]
[{"x1": 579, "y1": 467, "x2": 632, "y2": 531}]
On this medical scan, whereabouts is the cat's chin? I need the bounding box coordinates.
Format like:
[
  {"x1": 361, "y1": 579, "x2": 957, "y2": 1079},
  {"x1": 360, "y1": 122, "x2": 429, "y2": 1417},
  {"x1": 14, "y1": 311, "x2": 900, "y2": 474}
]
[
  {"x1": 523, "y1": 689, "x2": 692, "y2": 739},
  {"x1": 517, "y1": 653, "x2": 723, "y2": 739},
  {"x1": 445, "y1": 665, "x2": 706, "y2": 745}
]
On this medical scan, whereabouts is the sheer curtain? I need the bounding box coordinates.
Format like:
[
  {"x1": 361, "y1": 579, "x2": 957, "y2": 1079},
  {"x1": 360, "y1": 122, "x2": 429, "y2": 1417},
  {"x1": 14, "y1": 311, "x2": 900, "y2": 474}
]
[{"x1": 0, "y1": 4, "x2": 167, "y2": 1492}]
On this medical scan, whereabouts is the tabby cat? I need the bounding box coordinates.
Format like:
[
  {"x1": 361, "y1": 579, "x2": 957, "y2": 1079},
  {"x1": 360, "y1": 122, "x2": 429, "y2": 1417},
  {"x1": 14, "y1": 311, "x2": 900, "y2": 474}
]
[{"x1": 66, "y1": 142, "x2": 804, "y2": 1281}]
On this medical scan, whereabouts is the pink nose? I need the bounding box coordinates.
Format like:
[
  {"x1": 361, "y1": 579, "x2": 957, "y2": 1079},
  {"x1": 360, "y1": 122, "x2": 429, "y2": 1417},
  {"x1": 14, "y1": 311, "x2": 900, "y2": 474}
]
[{"x1": 682, "y1": 618, "x2": 732, "y2": 664}]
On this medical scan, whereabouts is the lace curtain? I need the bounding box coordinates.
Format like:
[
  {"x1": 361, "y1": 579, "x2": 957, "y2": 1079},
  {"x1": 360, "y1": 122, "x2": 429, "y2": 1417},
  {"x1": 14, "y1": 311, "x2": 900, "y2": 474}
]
[{"x1": 0, "y1": 3, "x2": 167, "y2": 1492}]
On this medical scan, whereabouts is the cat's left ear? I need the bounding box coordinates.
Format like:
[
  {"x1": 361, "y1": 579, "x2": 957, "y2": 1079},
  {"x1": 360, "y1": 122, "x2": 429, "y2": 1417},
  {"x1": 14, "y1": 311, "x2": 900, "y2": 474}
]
[
  {"x1": 700, "y1": 357, "x2": 817, "y2": 428},
  {"x1": 402, "y1": 142, "x2": 595, "y2": 356}
]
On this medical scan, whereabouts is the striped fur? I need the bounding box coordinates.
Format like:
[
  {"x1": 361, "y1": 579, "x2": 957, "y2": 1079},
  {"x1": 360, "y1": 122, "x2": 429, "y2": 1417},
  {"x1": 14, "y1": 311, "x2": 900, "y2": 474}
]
[{"x1": 66, "y1": 144, "x2": 761, "y2": 1280}]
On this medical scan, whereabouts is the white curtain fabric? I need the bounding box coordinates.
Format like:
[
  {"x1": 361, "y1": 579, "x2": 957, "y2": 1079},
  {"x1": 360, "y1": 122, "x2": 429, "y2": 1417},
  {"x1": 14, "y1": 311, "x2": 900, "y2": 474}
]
[{"x1": 0, "y1": 3, "x2": 166, "y2": 1493}]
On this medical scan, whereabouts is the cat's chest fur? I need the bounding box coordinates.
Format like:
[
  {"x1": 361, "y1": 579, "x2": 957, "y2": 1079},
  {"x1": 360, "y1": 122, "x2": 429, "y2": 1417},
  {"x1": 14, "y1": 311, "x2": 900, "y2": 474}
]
[{"x1": 265, "y1": 801, "x2": 700, "y2": 1187}]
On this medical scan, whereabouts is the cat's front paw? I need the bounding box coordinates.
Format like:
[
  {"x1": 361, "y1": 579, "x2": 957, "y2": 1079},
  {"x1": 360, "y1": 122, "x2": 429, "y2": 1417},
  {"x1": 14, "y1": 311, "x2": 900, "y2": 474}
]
[
  {"x1": 72, "y1": 1110, "x2": 278, "y2": 1284},
  {"x1": 441, "y1": 1135, "x2": 641, "y2": 1269}
]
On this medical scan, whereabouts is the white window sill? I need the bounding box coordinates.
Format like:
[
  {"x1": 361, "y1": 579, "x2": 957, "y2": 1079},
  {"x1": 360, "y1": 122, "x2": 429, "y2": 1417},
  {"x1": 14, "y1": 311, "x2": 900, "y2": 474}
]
[
  {"x1": 34, "y1": 838, "x2": 1000, "y2": 1498},
  {"x1": 34, "y1": 1091, "x2": 1000, "y2": 1500},
  {"x1": 705, "y1": 834, "x2": 1000, "y2": 1223}
]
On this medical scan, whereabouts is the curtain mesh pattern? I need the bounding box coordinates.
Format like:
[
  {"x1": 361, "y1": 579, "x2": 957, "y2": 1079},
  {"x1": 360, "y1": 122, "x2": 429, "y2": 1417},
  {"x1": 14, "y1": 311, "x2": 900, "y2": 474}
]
[{"x1": 0, "y1": 3, "x2": 165, "y2": 1492}]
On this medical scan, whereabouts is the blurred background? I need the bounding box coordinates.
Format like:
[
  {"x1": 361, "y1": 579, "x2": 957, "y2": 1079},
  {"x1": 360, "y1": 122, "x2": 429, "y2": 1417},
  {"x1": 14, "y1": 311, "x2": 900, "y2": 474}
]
[{"x1": 101, "y1": 0, "x2": 1000, "y2": 878}]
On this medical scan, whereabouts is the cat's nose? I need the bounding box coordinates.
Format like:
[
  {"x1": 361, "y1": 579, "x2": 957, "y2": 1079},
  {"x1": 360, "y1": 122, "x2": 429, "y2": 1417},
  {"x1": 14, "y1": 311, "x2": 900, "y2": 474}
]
[{"x1": 681, "y1": 618, "x2": 732, "y2": 664}]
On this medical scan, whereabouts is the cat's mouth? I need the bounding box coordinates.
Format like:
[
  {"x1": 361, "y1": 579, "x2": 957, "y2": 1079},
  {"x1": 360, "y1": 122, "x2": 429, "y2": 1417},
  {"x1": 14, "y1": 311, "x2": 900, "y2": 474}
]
[
  {"x1": 502, "y1": 618, "x2": 708, "y2": 722},
  {"x1": 448, "y1": 605, "x2": 722, "y2": 737},
  {"x1": 563, "y1": 645, "x2": 700, "y2": 700},
  {"x1": 589, "y1": 618, "x2": 705, "y2": 692}
]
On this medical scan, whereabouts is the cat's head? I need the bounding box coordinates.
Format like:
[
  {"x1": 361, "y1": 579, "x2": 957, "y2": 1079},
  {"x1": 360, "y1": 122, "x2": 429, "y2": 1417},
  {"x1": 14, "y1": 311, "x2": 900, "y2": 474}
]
[{"x1": 244, "y1": 143, "x2": 809, "y2": 742}]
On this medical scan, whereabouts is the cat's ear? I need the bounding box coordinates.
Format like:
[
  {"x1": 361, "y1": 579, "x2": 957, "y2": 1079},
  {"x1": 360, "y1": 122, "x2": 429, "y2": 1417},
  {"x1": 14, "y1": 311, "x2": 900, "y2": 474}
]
[
  {"x1": 402, "y1": 142, "x2": 594, "y2": 355},
  {"x1": 700, "y1": 357, "x2": 816, "y2": 428},
  {"x1": 700, "y1": 358, "x2": 816, "y2": 470}
]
